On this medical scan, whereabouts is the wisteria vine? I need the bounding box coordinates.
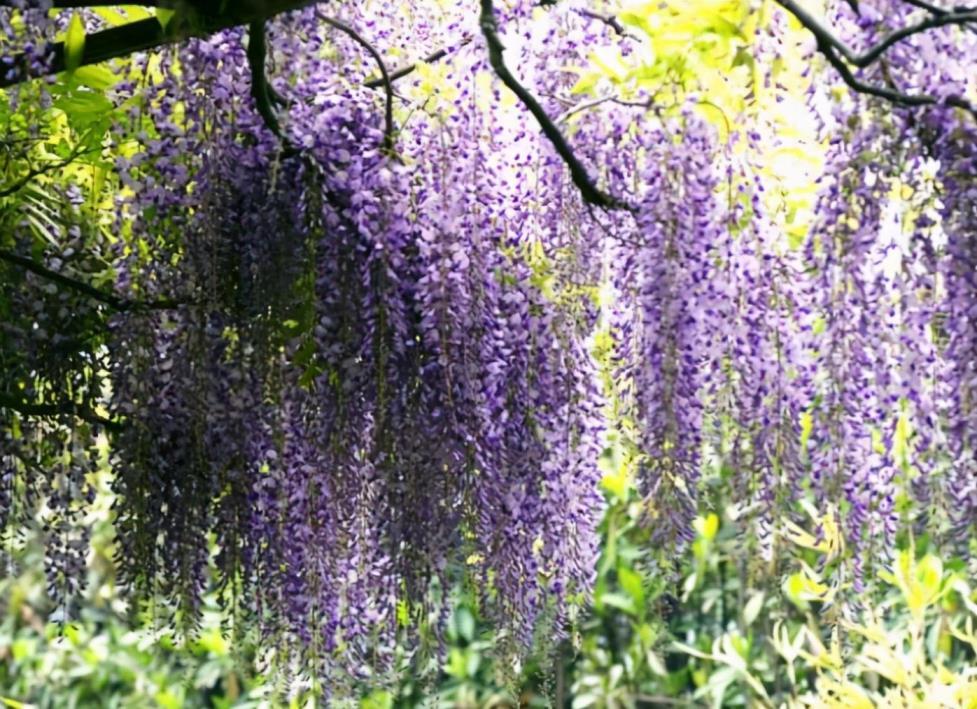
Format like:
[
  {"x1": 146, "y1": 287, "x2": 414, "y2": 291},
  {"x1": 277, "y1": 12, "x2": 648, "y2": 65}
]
[{"x1": 2, "y1": 0, "x2": 977, "y2": 690}]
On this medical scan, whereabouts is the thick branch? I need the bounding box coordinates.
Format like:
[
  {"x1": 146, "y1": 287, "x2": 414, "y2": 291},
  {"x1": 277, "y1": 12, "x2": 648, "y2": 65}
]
[
  {"x1": 0, "y1": 248, "x2": 185, "y2": 311},
  {"x1": 0, "y1": 1, "x2": 160, "y2": 6},
  {"x1": 777, "y1": 0, "x2": 977, "y2": 67},
  {"x1": 247, "y1": 20, "x2": 282, "y2": 137},
  {"x1": 776, "y1": 0, "x2": 977, "y2": 119},
  {"x1": 479, "y1": 0, "x2": 628, "y2": 210},
  {"x1": 2, "y1": 17, "x2": 168, "y2": 88},
  {"x1": 0, "y1": 391, "x2": 121, "y2": 431},
  {"x1": 900, "y1": 0, "x2": 977, "y2": 36},
  {"x1": 0, "y1": 0, "x2": 322, "y2": 88}
]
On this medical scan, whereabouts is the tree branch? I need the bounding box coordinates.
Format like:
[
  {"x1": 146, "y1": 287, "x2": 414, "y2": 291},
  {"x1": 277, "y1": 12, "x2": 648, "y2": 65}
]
[
  {"x1": 479, "y1": 0, "x2": 629, "y2": 210},
  {"x1": 857, "y1": 9, "x2": 977, "y2": 65},
  {"x1": 0, "y1": 391, "x2": 121, "y2": 431},
  {"x1": 316, "y1": 13, "x2": 395, "y2": 154},
  {"x1": 0, "y1": 1, "x2": 160, "y2": 6},
  {"x1": 2, "y1": 17, "x2": 168, "y2": 88},
  {"x1": 777, "y1": 0, "x2": 977, "y2": 67},
  {"x1": 557, "y1": 96, "x2": 650, "y2": 123},
  {"x1": 0, "y1": 248, "x2": 186, "y2": 311},
  {"x1": 247, "y1": 20, "x2": 282, "y2": 137},
  {"x1": 0, "y1": 145, "x2": 98, "y2": 198},
  {"x1": 575, "y1": 9, "x2": 633, "y2": 38},
  {"x1": 775, "y1": 0, "x2": 977, "y2": 119},
  {"x1": 900, "y1": 0, "x2": 977, "y2": 36},
  {"x1": 364, "y1": 36, "x2": 473, "y2": 89},
  {"x1": 0, "y1": 0, "x2": 323, "y2": 88}
]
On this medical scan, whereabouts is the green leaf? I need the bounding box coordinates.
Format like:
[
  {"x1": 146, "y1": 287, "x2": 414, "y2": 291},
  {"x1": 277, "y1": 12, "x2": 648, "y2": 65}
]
[
  {"x1": 599, "y1": 592, "x2": 637, "y2": 616},
  {"x1": 454, "y1": 607, "x2": 475, "y2": 642},
  {"x1": 73, "y1": 65, "x2": 118, "y2": 92},
  {"x1": 731, "y1": 45, "x2": 754, "y2": 70},
  {"x1": 53, "y1": 90, "x2": 113, "y2": 130},
  {"x1": 154, "y1": 688, "x2": 182, "y2": 709},
  {"x1": 396, "y1": 598, "x2": 409, "y2": 627},
  {"x1": 65, "y1": 13, "x2": 87, "y2": 73},
  {"x1": 617, "y1": 565, "x2": 645, "y2": 609},
  {"x1": 156, "y1": 8, "x2": 176, "y2": 30},
  {"x1": 11, "y1": 638, "x2": 34, "y2": 661},
  {"x1": 361, "y1": 690, "x2": 393, "y2": 709},
  {"x1": 742, "y1": 591, "x2": 765, "y2": 626}
]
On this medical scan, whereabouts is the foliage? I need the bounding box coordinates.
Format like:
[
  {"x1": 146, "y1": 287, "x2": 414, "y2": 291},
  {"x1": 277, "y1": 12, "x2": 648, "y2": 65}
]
[{"x1": 0, "y1": 467, "x2": 263, "y2": 708}]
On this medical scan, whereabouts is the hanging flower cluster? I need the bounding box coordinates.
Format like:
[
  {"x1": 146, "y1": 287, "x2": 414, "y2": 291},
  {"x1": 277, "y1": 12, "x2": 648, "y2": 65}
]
[{"x1": 100, "y1": 9, "x2": 606, "y2": 679}]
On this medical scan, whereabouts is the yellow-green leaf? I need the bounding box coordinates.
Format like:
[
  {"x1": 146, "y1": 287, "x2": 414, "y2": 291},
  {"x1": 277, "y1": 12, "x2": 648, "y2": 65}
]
[
  {"x1": 694, "y1": 512, "x2": 719, "y2": 541},
  {"x1": 65, "y1": 13, "x2": 86, "y2": 73},
  {"x1": 617, "y1": 565, "x2": 645, "y2": 608},
  {"x1": 156, "y1": 7, "x2": 176, "y2": 30},
  {"x1": 73, "y1": 65, "x2": 117, "y2": 91}
]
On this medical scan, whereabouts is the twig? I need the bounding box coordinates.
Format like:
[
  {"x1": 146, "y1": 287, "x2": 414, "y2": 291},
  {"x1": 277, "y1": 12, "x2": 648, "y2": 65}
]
[
  {"x1": 901, "y1": 0, "x2": 945, "y2": 11},
  {"x1": 900, "y1": 0, "x2": 977, "y2": 35},
  {"x1": 317, "y1": 13, "x2": 396, "y2": 155},
  {"x1": 0, "y1": 145, "x2": 98, "y2": 198},
  {"x1": 901, "y1": 0, "x2": 977, "y2": 17},
  {"x1": 557, "y1": 96, "x2": 650, "y2": 123},
  {"x1": 0, "y1": 392, "x2": 121, "y2": 431},
  {"x1": 576, "y1": 9, "x2": 632, "y2": 38},
  {"x1": 364, "y1": 35, "x2": 474, "y2": 89},
  {"x1": 557, "y1": 96, "x2": 617, "y2": 123},
  {"x1": 0, "y1": 248, "x2": 186, "y2": 311},
  {"x1": 479, "y1": 0, "x2": 630, "y2": 210}
]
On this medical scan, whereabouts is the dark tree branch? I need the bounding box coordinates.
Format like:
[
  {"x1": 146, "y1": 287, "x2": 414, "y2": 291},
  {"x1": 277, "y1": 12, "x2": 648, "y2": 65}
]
[
  {"x1": 247, "y1": 20, "x2": 282, "y2": 137},
  {"x1": 856, "y1": 10, "x2": 977, "y2": 65},
  {"x1": 0, "y1": 248, "x2": 186, "y2": 311},
  {"x1": 316, "y1": 13, "x2": 395, "y2": 154},
  {"x1": 576, "y1": 9, "x2": 632, "y2": 38},
  {"x1": 902, "y1": 0, "x2": 977, "y2": 17},
  {"x1": 0, "y1": 144, "x2": 98, "y2": 198},
  {"x1": 364, "y1": 35, "x2": 473, "y2": 89},
  {"x1": 0, "y1": 0, "x2": 324, "y2": 88},
  {"x1": 900, "y1": 0, "x2": 977, "y2": 36},
  {"x1": 775, "y1": 0, "x2": 977, "y2": 119},
  {"x1": 0, "y1": 248, "x2": 126, "y2": 307},
  {"x1": 0, "y1": 392, "x2": 121, "y2": 431},
  {"x1": 1, "y1": 17, "x2": 169, "y2": 88},
  {"x1": 777, "y1": 0, "x2": 977, "y2": 67},
  {"x1": 0, "y1": 0, "x2": 160, "y2": 6},
  {"x1": 479, "y1": 0, "x2": 629, "y2": 210}
]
